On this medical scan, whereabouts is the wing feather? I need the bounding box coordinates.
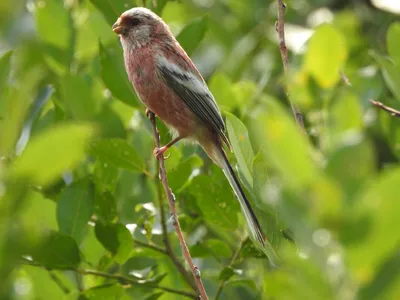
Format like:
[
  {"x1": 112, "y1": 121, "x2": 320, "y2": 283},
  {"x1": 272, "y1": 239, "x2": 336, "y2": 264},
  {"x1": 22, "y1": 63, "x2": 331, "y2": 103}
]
[{"x1": 156, "y1": 56, "x2": 230, "y2": 148}]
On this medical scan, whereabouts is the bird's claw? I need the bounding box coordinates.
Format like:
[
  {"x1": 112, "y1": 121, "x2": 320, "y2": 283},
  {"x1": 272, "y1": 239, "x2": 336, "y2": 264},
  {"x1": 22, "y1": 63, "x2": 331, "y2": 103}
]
[
  {"x1": 153, "y1": 146, "x2": 170, "y2": 160},
  {"x1": 146, "y1": 108, "x2": 155, "y2": 119}
]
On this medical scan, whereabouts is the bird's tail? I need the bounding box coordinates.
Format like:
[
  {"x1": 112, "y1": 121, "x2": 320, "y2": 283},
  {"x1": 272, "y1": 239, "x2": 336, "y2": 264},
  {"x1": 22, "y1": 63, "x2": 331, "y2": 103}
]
[
  {"x1": 216, "y1": 147, "x2": 266, "y2": 246},
  {"x1": 204, "y1": 143, "x2": 280, "y2": 266}
]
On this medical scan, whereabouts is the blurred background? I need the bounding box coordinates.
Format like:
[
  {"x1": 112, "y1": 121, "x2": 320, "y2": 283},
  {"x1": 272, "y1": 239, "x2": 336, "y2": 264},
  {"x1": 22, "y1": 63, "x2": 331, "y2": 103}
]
[{"x1": 1, "y1": 0, "x2": 400, "y2": 299}]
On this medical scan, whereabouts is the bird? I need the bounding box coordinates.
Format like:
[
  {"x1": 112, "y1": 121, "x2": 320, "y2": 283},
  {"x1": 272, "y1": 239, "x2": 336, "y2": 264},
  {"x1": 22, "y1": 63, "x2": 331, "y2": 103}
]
[{"x1": 112, "y1": 7, "x2": 269, "y2": 253}]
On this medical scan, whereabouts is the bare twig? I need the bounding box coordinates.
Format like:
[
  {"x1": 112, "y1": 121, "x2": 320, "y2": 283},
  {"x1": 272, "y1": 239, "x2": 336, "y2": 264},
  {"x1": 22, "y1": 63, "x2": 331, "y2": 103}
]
[
  {"x1": 370, "y1": 99, "x2": 400, "y2": 118},
  {"x1": 156, "y1": 181, "x2": 197, "y2": 291},
  {"x1": 78, "y1": 269, "x2": 197, "y2": 299},
  {"x1": 133, "y1": 238, "x2": 167, "y2": 254},
  {"x1": 276, "y1": 1, "x2": 306, "y2": 133},
  {"x1": 148, "y1": 111, "x2": 208, "y2": 300},
  {"x1": 48, "y1": 271, "x2": 71, "y2": 294},
  {"x1": 19, "y1": 259, "x2": 197, "y2": 299},
  {"x1": 340, "y1": 71, "x2": 352, "y2": 86}
]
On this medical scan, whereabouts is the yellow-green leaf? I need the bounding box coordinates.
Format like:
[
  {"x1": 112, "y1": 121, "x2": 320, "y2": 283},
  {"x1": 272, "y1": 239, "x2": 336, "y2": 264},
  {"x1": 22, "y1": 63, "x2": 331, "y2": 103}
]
[
  {"x1": 11, "y1": 123, "x2": 94, "y2": 185},
  {"x1": 304, "y1": 25, "x2": 348, "y2": 88}
]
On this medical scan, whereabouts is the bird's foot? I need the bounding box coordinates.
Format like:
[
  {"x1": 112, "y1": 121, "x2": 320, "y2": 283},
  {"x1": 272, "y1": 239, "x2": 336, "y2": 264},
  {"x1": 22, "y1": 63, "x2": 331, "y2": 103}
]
[
  {"x1": 153, "y1": 146, "x2": 170, "y2": 160},
  {"x1": 145, "y1": 108, "x2": 155, "y2": 119}
]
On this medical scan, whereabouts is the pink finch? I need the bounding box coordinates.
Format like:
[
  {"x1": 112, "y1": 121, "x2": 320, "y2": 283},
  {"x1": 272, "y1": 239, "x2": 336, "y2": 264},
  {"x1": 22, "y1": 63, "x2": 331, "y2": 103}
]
[{"x1": 113, "y1": 7, "x2": 268, "y2": 252}]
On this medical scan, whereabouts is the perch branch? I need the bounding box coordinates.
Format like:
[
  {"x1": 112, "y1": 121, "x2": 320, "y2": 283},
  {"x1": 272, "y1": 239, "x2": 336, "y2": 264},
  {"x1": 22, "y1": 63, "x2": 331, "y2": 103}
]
[
  {"x1": 148, "y1": 111, "x2": 209, "y2": 300},
  {"x1": 276, "y1": 0, "x2": 306, "y2": 133},
  {"x1": 156, "y1": 180, "x2": 197, "y2": 291},
  {"x1": 370, "y1": 99, "x2": 400, "y2": 118}
]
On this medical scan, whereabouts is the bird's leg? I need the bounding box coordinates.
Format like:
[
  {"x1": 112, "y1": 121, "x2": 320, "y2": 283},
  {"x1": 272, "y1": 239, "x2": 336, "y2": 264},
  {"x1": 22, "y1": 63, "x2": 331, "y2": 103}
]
[
  {"x1": 145, "y1": 108, "x2": 154, "y2": 119},
  {"x1": 154, "y1": 136, "x2": 182, "y2": 160}
]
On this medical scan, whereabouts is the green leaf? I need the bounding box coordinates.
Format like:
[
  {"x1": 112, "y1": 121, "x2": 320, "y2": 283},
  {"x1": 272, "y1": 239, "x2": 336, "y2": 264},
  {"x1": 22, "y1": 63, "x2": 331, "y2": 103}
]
[
  {"x1": 206, "y1": 239, "x2": 232, "y2": 258},
  {"x1": 209, "y1": 72, "x2": 237, "y2": 111},
  {"x1": 168, "y1": 155, "x2": 203, "y2": 191},
  {"x1": 372, "y1": 52, "x2": 400, "y2": 103},
  {"x1": 93, "y1": 159, "x2": 119, "y2": 193},
  {"x1": 191, "y1": 173, "x2": 239, "y2": 229},
  {"x1": 177, "y1": 16, "x2": 208, "y2": 55},
  {"x1": 227, "y1": 279, "x2": 257, "y2": 291},
  {"x1": 57, "y1": 180, "x2": 94, "y2": 243},
  {"x1": 35, "y1": 0, "x2": 72, "y2": 50},
  {"x1": 33, "y1": 232, "x2": 81, "y2": 269},
  {"x1": 90, "y1": 0, "x2": 132, "y2": 26},
  {"x1": 89, "y1": 138, "x2": 147, "y2": 174},
  {"x1": 263, "y1": 249, "x2": 333, "y2": 300},
  {"x1": 144, "y1": 292, "x2": 164, "y2": 300},
  {"x1": 60, "y1": 75, "x2": 100, "y2": 120},
  {"x1": 252, "y1": 100, "x2": 318, "y2": 190},
  {"x1": 219, "y1": 267, "x2": 235, "y2": 281},
  {"x1": 387, "y1": 22, "x2": 400, "y2": 65},
  {"x1": 344, "y1": 168, "x2": 400, "y2": 273},
  {"x1": 0, "y1": 50, "x2": 12, "y2": 98},
  {"x1": 81, "y1": 284, "x2": 127, "y2": 300},
  {"x1": 94, "y1": 191, "x2": 117, "y2": 222},
  {"x1": 226, "y1": 113, "x2": 254, "y2": 187},
  {"x1": 95, "y1": 222, "x2": 133, "y2": 264},
  {"x1": 358, "y1": 250, "x2": 400, "y2": 300},
  {"x1": 34, "y1": 0, "x2": 73, "y2": 74},
  {"x1": 326, "y1": 137, "x2": 375, "y2": 199},
  {"x1": 305, "y1": 24, "x2": 347, "y2": 88},
  {"x1": 11, "y1": 123, "x2": 94, "y2": 186},
  {"x1": 99, "y1": 43, "x2": 138, "y2": 107}
]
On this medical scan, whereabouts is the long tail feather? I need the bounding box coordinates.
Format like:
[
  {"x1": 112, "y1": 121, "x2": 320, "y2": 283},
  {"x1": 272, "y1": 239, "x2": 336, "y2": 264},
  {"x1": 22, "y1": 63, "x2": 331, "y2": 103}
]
[
  {"x1": 217, "y1": 148, "x2": 266, "y2": 246},
  {"x1": 214, "y1": 147, "x2": 280, "y2": 266}
]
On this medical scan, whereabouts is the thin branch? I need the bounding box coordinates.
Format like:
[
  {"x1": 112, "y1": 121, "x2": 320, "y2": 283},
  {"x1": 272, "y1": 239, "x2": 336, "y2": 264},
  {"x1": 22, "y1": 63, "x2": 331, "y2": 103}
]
[
  {"x1": 19, "y1": 259, "x2": 197, "y2": 299},
  {"x1": 340, "y1": 70, "x2": 352, "y2": 86},
  {"x1": 148, "y1": 111, "x2": 208, "y2": 300},
  {"x1": 214, "y1": 240, "x2": 245, "y2": 300},
  {"x1": 370, "y1": 99, "x2": 400, "y2": 118},
  {"x1": 133, "y1": 238, "x2": 168, "y2": 254},
  {"x1": 48, "y1": 270, "x2": 71, "y2": 294},
  {"x1": 276, "y1": 0, "x2": 306, "y2": 133},
  {"x1": 78, "y1": 269, "x2": 197, "y2": 299},
  {"x1": 156, "y1": 181, "x2": 197, "y2": 291}
]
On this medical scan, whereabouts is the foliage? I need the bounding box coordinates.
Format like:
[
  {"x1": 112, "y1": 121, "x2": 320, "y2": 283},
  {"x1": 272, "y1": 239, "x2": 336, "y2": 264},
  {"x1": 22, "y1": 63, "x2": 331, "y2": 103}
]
[{"x1": 1, "y1": 0, "x2": 400, "y2": 299}]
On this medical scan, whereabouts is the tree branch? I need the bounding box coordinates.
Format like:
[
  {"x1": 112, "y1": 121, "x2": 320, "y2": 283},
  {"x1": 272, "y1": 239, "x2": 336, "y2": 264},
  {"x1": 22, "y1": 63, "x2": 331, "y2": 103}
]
[
  {"x1": 48, "y1": 270, "x2": 71, "y2": 294},
  {"x1": 133, "y1": 238, "x2": 167, "y2": 254},
  {"x1": 370, "y1": 99, "x2": 400, "y2": 118},
  {"x1": 276, "y1": 0, "x2": 306, "y2": 133},
  {"x1": 78, "y1": 269, "x2": 197, "y2": 299},
  {"x1": 156, "y1": 181, "x2": 197, "y2": 291},
  {"x1": 19, "y1": 259, "x2": 197, "y2": 299},
  {"x1": 148, "y1": 111, "x2": 209, "y2": 300}
]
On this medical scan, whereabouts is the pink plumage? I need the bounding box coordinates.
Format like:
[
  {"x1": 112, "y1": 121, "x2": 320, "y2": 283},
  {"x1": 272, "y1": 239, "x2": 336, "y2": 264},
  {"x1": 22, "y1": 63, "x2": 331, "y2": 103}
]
[{"x1": 113, "y1": 7, "x2": 272, "y2": 257}]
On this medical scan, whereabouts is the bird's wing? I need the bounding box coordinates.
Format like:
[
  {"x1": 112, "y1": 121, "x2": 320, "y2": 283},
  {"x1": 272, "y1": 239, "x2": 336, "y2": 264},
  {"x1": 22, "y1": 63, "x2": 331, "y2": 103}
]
[{"x1": 156, "y1": 56, "x2": 231, "y2": 149}]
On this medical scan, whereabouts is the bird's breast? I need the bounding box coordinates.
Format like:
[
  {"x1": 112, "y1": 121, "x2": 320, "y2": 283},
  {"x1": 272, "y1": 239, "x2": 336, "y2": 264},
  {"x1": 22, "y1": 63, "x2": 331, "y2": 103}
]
[{"x1": 124, "y1": 46, "x2": 200, "y2": 139}]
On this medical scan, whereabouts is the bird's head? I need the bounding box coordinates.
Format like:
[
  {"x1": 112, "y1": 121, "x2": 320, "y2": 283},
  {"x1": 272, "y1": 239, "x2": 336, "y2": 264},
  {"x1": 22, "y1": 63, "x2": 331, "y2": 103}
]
[{"x1": 113, "y1": 7, "x2": 169, "y2": 49}]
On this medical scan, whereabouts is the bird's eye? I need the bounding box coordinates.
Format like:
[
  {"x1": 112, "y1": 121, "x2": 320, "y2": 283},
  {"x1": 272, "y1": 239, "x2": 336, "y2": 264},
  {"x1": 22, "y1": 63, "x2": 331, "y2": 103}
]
[{"x1": 126, "y1": 17, "x2": 141, "y2": 27}]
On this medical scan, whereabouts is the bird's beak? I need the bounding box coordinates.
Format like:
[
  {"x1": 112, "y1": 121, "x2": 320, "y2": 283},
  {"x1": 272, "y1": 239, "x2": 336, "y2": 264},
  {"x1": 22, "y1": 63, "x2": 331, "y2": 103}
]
[{"x1": 112, "y1": 18, "x2": 123, "y2": 34}]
